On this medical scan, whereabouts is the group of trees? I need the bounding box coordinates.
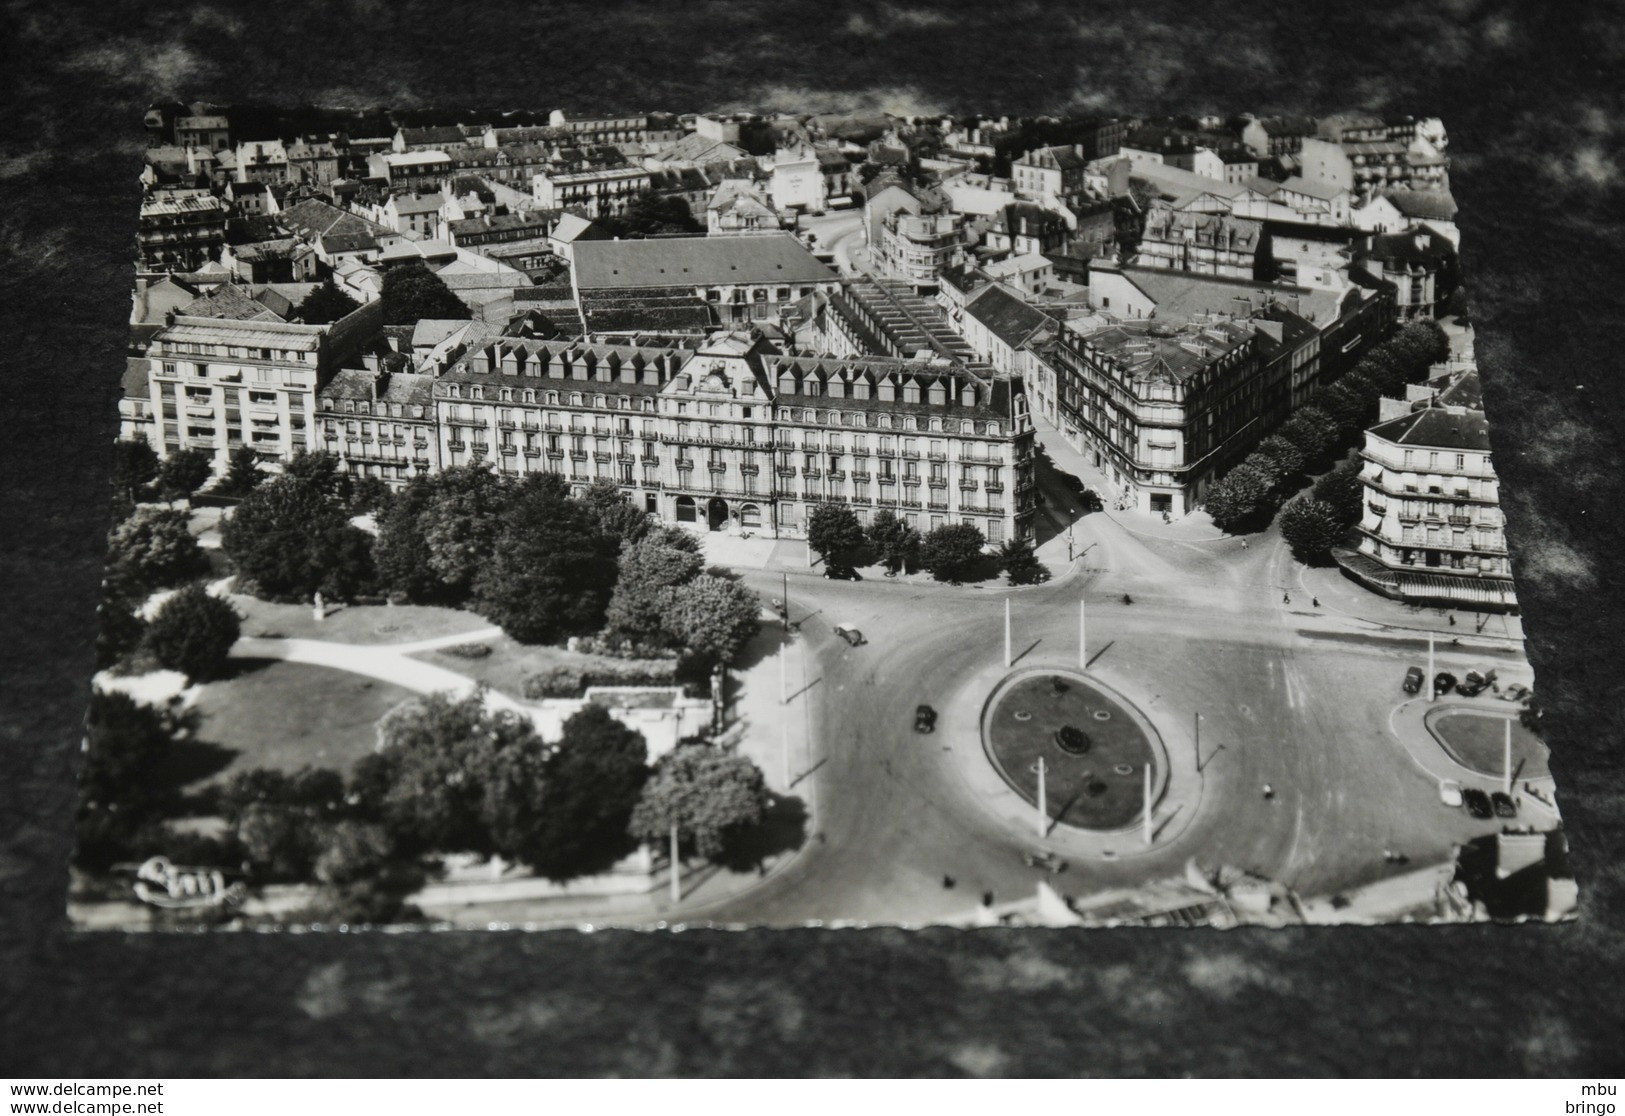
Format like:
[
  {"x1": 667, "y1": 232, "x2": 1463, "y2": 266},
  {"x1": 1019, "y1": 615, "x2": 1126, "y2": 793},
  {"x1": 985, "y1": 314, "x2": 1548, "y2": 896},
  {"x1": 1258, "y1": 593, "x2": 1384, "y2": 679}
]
[
  {"x1": 220, "y1": 452, "x2": 385, "y2": 602},
  {"x1": 807, "y1": 504, "x2": 1042, "y2": 585},
  {"x1": 1205, "y1": 319, "x2": 1452, "y2": 540},
  {"x1": 208, "y1": 692, "x2": 767, "y2": 914},
  {"x1": 380, "y1": 260, "x2": 471, "y2": 326},
  {"x1": 372, "y1": 468, "x2": 761, "y2": 661},
  {"x1": 594, "y1": 191, "x2": 703, "y2": 240}
]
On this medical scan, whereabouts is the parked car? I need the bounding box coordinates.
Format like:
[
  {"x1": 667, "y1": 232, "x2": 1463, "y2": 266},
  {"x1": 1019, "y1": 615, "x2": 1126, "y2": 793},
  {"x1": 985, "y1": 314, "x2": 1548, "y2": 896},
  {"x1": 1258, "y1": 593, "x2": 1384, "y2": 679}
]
[
  {"x1": 1500, "y1": 683, "x2": 1532, "y2": 703},
  {"x1": 834, "y1": 623, "x2": 865, "y2": 647},
  {"x1": 1456, "y1": 669, "x2": 1490, "y2": 697},
  {"x1": 914, "y1": 704, "x2": 937, "y2": 733},
  {"x1": 1403, "y1": 666, "x2": 1425, "y2": 695},
  {"x1": 1491, "y1": 791, "x2": 1518, "y2": 818},
  {"x1": 1463, "y1": 788, "x2": 1494, "y2": 819},
  {"x1": 1438, "y1": 780, "x2": 1464, "y2": 808},
  {"x1": 823, "y1": 563, "x2": 861, "y2": 581},
  {"x1": 1433, "y1": 671, "x2": 1458, "y2": 696}
]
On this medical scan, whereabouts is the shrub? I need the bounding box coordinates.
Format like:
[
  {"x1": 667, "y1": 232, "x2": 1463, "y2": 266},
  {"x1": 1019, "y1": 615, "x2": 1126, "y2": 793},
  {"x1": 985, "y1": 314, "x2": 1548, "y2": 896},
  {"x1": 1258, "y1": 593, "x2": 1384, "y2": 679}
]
[
  {"x1": 142, "y1": 584, "x2": 241, "y2": 683},
  {"x1": 524, "y1": 665, "x2": 588, "y2": 699}
]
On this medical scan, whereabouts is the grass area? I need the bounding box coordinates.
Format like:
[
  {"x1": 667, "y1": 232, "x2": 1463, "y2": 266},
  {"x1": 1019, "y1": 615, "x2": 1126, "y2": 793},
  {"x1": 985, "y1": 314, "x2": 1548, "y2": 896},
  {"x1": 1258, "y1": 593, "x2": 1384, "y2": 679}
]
[
  {"x1": 185, "y1": 660, "x2": 417, "y2": 786},
  {"x1": 230, "y1": 596, "x2": 495, "y2": 646},
  {"x1": 1426, "y1": 706, "x2": 1549, "y2": 779},
  {"x1": 985, "y1": 674, "x2": 1154, "y2": 830},
  {"x1": 411, "y1": 636, "x2": 675, "y2": 702}
]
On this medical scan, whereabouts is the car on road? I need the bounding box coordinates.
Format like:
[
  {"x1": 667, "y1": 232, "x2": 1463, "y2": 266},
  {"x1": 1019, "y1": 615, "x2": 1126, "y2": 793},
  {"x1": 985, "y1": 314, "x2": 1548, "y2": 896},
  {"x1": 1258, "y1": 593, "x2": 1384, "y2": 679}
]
[
  {"x1": 1491, "y1": 791, "x2": 1518, "y2": 818},
  {"x1": 823, "y1": 563, "x2": 861, "y2": 581},
  {"x1": 834, "y1": 623, "x2": 865, "y2": 647},
  {"x1": 1455, "y1": 669, "x2": 1492, "y2": 697},
  {"x1": 914, "y1": 704, "x2": 937, "y2": 733},
  {"x1": 1438, "y1": 779, "x2": 1464, "y2": 808},
  {"x1": 1403, "y1": 666, "x2": 1425, "y2": 695},
  {"x1": 1463, "y1": 788, "x2": 1494, "y2": 819},
  {"x1": 1433, "y1": 671, "x2": 1458, "y2": 696}
]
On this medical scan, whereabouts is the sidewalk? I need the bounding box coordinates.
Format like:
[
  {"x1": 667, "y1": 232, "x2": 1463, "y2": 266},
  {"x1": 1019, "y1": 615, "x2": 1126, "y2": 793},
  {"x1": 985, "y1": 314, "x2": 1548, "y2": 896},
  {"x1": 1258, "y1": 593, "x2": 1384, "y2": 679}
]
[
  {"x1": 1295, "y1": 560, "x2": 1525, "y2": 646},
  {"x1": 1032, "y1": 418, "x2": 1230, "y2": 545}
]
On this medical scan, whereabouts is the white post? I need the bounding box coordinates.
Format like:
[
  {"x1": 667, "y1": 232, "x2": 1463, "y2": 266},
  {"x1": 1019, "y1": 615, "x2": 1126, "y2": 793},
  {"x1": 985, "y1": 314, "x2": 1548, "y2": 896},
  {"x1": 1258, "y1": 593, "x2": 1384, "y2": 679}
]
[
  {"x1": 1142, "y1": 763, "x2": 1153, "y2": 845},
  {"x1": 1504, "y1": 718, "x2": 1513, "y2": 795},
  {"x1": 1079, "y1": 597, "x2": 1087, "y2": 671},
  {"x1": 1004, "y1": 598, "x2": 1012, "y2": 669},
  {"x1": 1194, "y1": 711, "x2": 1200, "y2": 771},
  {"x1": 669, "y1": 823, "x2": 681, "y2": 903},
  {"x1": 1035, "y1": 756, "x2": 1047, "y2": 837},
  {"x1": 1427, "y1": 635, "x2": 1436, "y2": 703},
  {"x1": 779, "y1": 647, "x2": 788, "y2": 705},
  {"x1": 782, "y1": 712, "x2": 792, "y2": 788}
]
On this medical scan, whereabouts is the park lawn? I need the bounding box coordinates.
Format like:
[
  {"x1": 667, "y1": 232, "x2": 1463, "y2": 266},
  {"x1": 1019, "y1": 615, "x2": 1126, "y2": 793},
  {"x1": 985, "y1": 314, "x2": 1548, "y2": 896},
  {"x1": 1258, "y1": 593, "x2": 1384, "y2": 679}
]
[
  {"x1": 186, "y1": 660, "x2": 417, "y2": 786},
  {"x1": 985, "y1": 674, "x2": 1155, "y2": 831},
  {"x1": 229, "y1": 594, "x2": 496, "y2": 646},
  {"x1": 1425, "y1": 706, "x2": 1549, "y2": 779}
]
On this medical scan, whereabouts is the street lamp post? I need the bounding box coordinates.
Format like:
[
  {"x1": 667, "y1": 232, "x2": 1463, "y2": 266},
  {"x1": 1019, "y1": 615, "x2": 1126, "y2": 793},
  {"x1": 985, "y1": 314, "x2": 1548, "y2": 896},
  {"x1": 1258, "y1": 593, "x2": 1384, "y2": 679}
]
[
  {"x1": 1194, "y1": 711, "x2": 1201, "y2": 771},
  {"x1": 1503, "y1": 718, "x2": 1513, "y2": 796},
  {"x1": 782, "y1": 571, "x2": 789, "y2": 632},
  {"x1": 1035, "y1": 756, "x2": 1047, "y2": 837},
  {"x1": 1078, "y1": 597, "x2": 1086, "y2": 672},
  {"x1": 670, "y1": 822, "x2": 682, "y2": 903},
  {"x1": 1004, "y1": 598, "x2": 1012, "y2": 669},
  {"x1": 1066, "y1": 525, "x2": 1074, "y2": 562},
  {"x1": 1427, "y1": 635, "x2": 1436, "y2": 703},
  {"x1": 1142, "y1": 764, "x2": 1153, "y2": 846}
]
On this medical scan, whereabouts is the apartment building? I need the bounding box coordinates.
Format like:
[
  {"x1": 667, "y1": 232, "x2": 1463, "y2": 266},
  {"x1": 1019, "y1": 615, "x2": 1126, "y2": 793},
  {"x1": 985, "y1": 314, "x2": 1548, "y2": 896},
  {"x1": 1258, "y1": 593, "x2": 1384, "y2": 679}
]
[
  {"x1": 1041, "y1": 317, "x2": 1260, "y2": 515},
  {"x1": 317, "y1": 358, "x2": 440, "y2": 483},
  {"x1": 880, "y1": 210, "x2": 966, "y2": 287},
  {"x1": 425, "y1": 331, "x2": 1036, "y2": 543},
  {"x1": 1348, "y1": 369, "x2": 1515, "y2": 610},
  {"x1": 146, "y1": 299, "x2": 381, "y2": 474},
  {"x1": 138, "y1": 189, "x2": 228, "y2": 271}
]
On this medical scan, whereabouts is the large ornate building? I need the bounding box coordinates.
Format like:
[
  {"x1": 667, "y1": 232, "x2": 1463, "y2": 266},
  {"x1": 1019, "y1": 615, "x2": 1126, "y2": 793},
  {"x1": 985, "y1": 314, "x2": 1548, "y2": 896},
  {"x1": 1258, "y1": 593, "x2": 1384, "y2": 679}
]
[{"x1": 427, "y1": 331, "x2": 1037, "y2": 543}]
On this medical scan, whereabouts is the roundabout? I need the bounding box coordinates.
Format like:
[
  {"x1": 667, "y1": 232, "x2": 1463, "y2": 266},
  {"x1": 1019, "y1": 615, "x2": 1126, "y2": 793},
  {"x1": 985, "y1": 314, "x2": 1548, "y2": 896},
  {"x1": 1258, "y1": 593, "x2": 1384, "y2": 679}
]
[{"x1": 982, "y1": 668, "x2": 1169, "y2": 833}]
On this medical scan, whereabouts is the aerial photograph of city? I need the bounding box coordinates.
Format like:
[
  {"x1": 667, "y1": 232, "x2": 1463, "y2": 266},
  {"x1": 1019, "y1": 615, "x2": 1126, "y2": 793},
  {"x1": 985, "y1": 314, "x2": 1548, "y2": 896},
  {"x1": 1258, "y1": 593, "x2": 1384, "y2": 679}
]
[{"x1": 70, "y1": 99, "x2": 1573, "y2": 932}]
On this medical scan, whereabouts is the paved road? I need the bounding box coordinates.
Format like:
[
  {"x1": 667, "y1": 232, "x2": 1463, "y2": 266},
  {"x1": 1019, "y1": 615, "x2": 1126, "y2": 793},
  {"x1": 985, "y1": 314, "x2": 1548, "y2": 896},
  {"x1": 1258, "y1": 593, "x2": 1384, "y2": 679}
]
[{"x1": 701, "y1": 465, "x2": 1534, "y2": 925}]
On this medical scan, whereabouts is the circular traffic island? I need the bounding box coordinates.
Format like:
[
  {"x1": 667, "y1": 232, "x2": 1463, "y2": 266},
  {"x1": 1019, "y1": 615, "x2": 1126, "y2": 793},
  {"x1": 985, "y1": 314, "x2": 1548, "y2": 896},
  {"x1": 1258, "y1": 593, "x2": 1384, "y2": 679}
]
[{"x1": 985, "y1": 671, "x2": 1160, "y2": 831}]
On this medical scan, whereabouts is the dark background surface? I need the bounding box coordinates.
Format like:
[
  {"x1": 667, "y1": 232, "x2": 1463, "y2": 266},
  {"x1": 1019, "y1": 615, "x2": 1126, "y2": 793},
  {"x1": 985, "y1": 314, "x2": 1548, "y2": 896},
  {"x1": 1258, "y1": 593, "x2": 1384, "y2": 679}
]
[{"x1": 3, "y1": 0, "x2": 1624, "y2": 1077}]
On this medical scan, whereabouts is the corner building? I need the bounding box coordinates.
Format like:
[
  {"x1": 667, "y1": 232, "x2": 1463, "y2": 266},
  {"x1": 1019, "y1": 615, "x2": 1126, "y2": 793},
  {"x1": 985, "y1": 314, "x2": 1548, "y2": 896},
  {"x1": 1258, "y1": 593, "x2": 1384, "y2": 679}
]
[{"x1": 432, "y1": 331, "x2": 1036, "y2": 543}]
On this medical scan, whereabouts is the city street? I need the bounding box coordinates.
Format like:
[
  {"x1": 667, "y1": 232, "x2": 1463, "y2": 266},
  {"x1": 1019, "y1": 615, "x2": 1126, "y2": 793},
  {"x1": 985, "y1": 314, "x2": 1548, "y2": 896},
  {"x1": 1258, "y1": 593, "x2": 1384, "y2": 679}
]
[{"x1": 696, "y1": 444, "x2": 1541, "y2": 926}]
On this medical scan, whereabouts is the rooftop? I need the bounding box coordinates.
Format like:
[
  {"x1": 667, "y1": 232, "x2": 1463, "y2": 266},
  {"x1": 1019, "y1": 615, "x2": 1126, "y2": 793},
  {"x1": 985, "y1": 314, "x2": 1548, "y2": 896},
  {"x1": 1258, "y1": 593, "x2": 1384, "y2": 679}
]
[
  {"x1": 965, "y1": 284, "x2": 1056, "y2": 349},
  {"x1": 1073, "y1": 317, "x2": 1254, "y2": 384},
  {"x1": 572, "y1": 233, "x2": 837, "y2": 290},
  {"x1": 1368, "y1": 405, "x2": 1490, "y2": 452}
]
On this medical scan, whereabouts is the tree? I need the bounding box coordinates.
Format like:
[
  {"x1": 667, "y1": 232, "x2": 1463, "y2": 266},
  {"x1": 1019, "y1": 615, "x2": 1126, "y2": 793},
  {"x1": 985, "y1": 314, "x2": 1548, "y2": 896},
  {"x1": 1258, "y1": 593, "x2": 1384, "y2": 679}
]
[
  {"x1": 806, "y1": 502, "x2": 866, "y2": 563},
  {"x1": 1315, "y1": 380, "x2": 1372, "y2": 435},
  {"x1": 105, "y1": 506, "x2": 209, "y2": 599},
  {"x1": 141, "y1": 583, "x2": 241, "y2": 682},
  {"x1": 74, "y1": 691, "x2": 180, "y2": 870},
  {"x1": 1312, "y1": 461, "x2": 1367, "y2": 527},
  {"x1": 380, "y1": 260, "x2": 471, "y2": 325},
  {"x1": 372, "y1": 476, "x2": 450, "y2": 603},
  {"x1": 1395, "y1": 318, "x2": 1450, "y2": 369},
  {"x1": 1205, "y1": 462, "x2": 1279, "y2": 534},
  {"x1": 595, "y1": 191, "x2": 704, "y2": 238},
  {"x1": 473, "y1": 476, "x2": 619, "y2": 644},
  {"x1": 629, "y1": 745, "x2": 769, "y2": 859},
  {"x1": 156, "y1": 447, "x2": 214, "y2": 501},
  {"x1": 604, "y1": 529, "x2": 705, "y2": 646},
  {"x1": 111, "y1": 439, "x2": 159, "y2": 504},
  {"x1": 520, "y1": 705, "x2": 650, "y2": 881},
  {"x1": 578, "y1": 479, "x2": 652, "y2": 545},
  {"x1": 362, "y1": 689, "x2": 551, "y2": 857},
  {"x1": 94, "y1": 594, "x2": 147, "y2": 671},
  {"x1": 221, "y1": 458, "x2": 376, "y2": 601},
  {"x1": 292, "y1": 279, "x2": 361, "y2": 326},
  {"x1": 919, "y1": 522, "x2": 987, "y2": 583},
  {"x1": 659, "y1": 575, "x2": 761, "y2": 666},
  {"x1": 1278, "y1": 496, "x2": 1348, "y2": 563},
  {"x1": 998, "y1": 538, "x2": 1049, "y2": 585},
  {"x1": 1249, "y1": 435, "x2": 1308, "y2": 490},
  {"x1": 866, "y1": 509, "x2": 919, "y2": 574},
  {"x1": 416, "y1": 465, "x2": 513, "y2": 599},
  {"x1": 1277, "y1": 405, "x2": 1341, "y2": 461},
  {"x1": 217, "y1": 444, "x2": 264, "y2": 497}
]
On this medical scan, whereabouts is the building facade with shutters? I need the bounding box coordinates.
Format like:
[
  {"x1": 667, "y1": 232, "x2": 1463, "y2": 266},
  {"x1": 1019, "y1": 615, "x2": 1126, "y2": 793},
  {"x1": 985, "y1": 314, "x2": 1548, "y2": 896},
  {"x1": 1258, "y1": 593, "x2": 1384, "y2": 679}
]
[
  {"x1": 424, "y1": 331, "x2": 1036, "y2": 543},
  {"x1": 1347, "y1": 369, "x2": 1516, "y2": 610}
]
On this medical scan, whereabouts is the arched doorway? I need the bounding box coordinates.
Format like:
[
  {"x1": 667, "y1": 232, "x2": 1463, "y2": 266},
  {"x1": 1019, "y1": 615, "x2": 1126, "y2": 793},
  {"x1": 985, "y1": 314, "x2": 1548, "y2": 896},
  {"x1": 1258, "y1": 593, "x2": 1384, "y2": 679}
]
[
  {"x1": 706, "y1": 496, "x2": 729, "y2": 531},
  {"x1": 740, "y1": 502, "x2": 762, "y2": 530},
  {"x1": 675, "y1": 495, "x2": 697, "y2": 523}
]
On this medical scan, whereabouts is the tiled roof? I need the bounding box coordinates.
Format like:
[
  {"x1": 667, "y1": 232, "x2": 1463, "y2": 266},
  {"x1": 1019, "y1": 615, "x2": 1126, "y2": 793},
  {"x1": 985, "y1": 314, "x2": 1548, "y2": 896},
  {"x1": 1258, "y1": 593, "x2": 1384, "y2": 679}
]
[
  {"x1": 1367, "y1": 406, "x2": 1489, "y2": 452},
  {"x1": 179, "y1": 283, "x2": 286, "y2": 322},
  {"x1": 1383, "y1": 187, "x2": 1458, "y2": 221},
  {"x1": 278, "y1": 198, "x2": 387, "y2": 242},
  {"x1": 400, "y1": 125, "x2": 468, "y2": 147},
  {"x1": 390, "y1": 191, "x2": 444, "y2": 214},
  {"x1": 160, "y1": 317, "x2": 324, "y2": 350},
  {"x1": 1274, "y1": 175, "x2": 1348, "y2": 202},
  {"x1": 964, "y1": 284, "x2": 1055, "y2": 349},
  {"x1": 572, "y1": 233, "x2": 837, "y2": 290},
  {"x1": 321, "y1": 368, "x2": 436, "y2": 405}
]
